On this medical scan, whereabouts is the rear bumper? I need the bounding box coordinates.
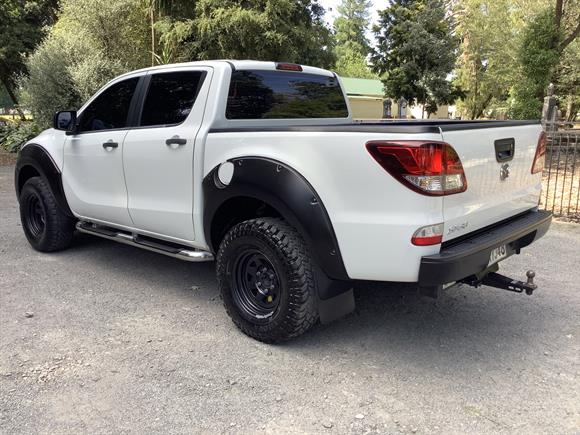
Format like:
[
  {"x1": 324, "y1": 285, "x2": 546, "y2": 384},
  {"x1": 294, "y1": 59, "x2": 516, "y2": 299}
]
[{"x1": 418, "y1": 210, "x2": 552, "y2": 287}]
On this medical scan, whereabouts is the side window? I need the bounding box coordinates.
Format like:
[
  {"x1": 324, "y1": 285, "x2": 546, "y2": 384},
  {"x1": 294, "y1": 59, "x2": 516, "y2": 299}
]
[
  {"x1": 140, "y1": 71, "x2": 204, "y2": 127},
  {"x1": 79, "y1": 77, "x2": 139, "y2": 132}
]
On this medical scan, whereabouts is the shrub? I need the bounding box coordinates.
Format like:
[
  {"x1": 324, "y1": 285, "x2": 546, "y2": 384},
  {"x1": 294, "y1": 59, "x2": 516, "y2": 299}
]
[{"x1": 0, "y1": 121, "x2": 42, "y2": 153}]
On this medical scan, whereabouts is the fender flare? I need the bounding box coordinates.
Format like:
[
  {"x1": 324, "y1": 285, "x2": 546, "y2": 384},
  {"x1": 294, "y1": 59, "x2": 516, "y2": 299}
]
[
  {"x1": 203, "y1": 157, "x2": 349, "y2": 282},
  {"x1": 15, "y1": 144, "x2": 73, "y2": 217}
]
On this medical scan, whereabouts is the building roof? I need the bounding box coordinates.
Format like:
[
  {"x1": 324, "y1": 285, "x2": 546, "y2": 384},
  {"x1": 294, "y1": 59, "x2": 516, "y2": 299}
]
[{"x1": 341, "y1": 77, "x2": 384, "y2": 98}]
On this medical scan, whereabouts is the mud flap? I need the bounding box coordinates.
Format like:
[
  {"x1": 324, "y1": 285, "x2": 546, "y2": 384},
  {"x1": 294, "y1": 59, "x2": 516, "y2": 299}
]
[{"x1": 314, "y1": 266, "x2": 355, "y2": 324}]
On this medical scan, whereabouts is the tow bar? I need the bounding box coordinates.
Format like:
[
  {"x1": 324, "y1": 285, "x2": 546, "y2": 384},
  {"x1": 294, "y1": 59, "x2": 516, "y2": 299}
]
[{"x1": 461, "y1": 270, "x2": 538, "y2": 295}]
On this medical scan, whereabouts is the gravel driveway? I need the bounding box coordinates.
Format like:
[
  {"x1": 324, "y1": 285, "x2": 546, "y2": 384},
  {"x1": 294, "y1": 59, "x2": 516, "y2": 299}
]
[{"x1": 1, "y1": 164, "x2": 579, "y2": 434}]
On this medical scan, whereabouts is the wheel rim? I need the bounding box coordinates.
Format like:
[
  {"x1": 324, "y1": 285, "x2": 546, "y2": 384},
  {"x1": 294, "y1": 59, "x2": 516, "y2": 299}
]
[
  {"x1": 25, "y1": 194, "x2": 46, "y2": 238},
  {"x1": 232, "y1": 249, "x2": 281, "y2": 321}
]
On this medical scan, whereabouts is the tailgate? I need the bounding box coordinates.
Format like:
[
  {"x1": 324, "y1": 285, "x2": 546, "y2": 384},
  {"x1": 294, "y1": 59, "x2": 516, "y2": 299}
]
[{"x1": 441, "y1": 123, "x2": 543, "y2": 241}]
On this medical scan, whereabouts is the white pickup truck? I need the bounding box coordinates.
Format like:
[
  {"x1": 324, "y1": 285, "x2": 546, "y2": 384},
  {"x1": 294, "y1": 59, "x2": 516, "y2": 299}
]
[{"x1": 16, "y1": 60, "x2": 552, "y2": 342}]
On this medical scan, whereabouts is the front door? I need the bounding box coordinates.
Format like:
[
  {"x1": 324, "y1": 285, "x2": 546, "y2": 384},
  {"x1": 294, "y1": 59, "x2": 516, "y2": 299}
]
[
  {"x1": 122, "y1": 67, "x2": 211, "y2": 242},
  {"x1": 62, "y1": 76, "x2": 141, "y2": 227}
]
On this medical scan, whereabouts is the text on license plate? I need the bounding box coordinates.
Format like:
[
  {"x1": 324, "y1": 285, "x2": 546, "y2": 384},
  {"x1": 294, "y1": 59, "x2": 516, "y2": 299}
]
[{"x1": 488, "y1": 244, "x2": 508, "y2": 266}]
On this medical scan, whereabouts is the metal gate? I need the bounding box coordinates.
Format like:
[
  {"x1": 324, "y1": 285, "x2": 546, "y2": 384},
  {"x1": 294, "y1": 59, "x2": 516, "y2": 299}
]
[{"x1": 540, "y1": 130, "x2": 579, "y2": 221}]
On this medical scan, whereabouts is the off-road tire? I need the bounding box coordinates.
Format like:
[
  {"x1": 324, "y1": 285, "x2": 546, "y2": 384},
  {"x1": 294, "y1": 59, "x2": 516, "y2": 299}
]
[
  {"x1": 19, "y1": 176, "x2": 75, "y2": 252},
  {"x1": 216, "y1": 218, "x2": 318, "y2": 343}
]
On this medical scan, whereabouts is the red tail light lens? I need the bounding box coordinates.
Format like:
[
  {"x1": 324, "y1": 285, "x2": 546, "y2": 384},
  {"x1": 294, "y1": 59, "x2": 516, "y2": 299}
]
[
  {"x1": 366, "y1": 141, "x2": 467, "y2": 196},
  {"x1": 531, "y1": 131, "x2": 546, "y2": 174}
]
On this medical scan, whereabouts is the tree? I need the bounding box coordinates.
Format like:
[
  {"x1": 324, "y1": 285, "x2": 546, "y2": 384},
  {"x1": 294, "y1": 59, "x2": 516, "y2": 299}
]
[
  {"x1": 189, "y1": 0, "x2": 335, "y2": 68},
  {"x1": 372, "y1": 0, "x2": 460, "y2": 118},
  {"x1": 0, "y1": 84, "x2": 13, "y2": 108},
  {"x1": 554, "y1": 0, "x2": 580, "y2": 53},
  {"x1": 333, "y1": 0, "x2": 376, "y2": 78},
  {"x1": 21, "y1": 0, "x2": 151, "y2": 127},
  {"x1": 509, "y1": 7, "x2": 559, "y2": 118},
  {"x1": 334, "y1": 0, "x2": 372, "y2": 54},
  {"x1": 510, "y1": 0, "x2": 580, "y2": 119},
  {"x1": 553, "y1": 38, "x2": 579, "y2": 121},
  {"x1": 0, "y1": 0, "x2": 59, "y2": 118},
  {"x1": 142, "y1": 0, "x2": 198, "y2": 65},
  {"x1": 454, "y1": 0, "x2": 514, "y2": 119}
]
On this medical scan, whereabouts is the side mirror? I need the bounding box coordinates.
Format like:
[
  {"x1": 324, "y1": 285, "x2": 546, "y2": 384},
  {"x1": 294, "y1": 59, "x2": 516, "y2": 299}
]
[{"x1": 53, "y1": 110, "x2": 77, "y2": 134}]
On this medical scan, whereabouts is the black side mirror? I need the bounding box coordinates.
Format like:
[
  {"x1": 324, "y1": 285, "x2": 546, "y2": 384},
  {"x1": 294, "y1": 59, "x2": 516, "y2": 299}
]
[{"x1": 53, "y1": 110, "x2": 77, "y2": 134}]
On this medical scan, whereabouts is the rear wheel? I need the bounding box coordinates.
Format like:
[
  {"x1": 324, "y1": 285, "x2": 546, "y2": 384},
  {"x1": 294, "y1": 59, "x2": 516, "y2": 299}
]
[
  {"x1": 19, "y1": 176, "x2": 75, "y2": 252},
  {"x1": 216, "y1": 218, "x2": 318, "y2": 343}
]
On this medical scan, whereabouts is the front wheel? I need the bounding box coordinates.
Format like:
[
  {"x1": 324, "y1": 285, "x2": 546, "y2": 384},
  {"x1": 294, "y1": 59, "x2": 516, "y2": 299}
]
[
  {"x1": 216, "y1": 218, "x2": 318, "y2": 343},
  {"x1": 19, "y1": 176, "x2": 75, "y2": 252}
]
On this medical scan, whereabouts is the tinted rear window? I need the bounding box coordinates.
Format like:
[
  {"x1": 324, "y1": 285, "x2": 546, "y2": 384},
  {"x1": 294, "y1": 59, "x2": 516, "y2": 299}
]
[{"x1": 226, "y1": 70, "x2": 348, "y2": 119}]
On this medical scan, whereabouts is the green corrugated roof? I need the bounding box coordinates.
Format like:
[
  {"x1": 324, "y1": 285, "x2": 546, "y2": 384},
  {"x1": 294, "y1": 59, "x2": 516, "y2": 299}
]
[{"x1": 341, "y1": 77, "x2": 384, "y2": 98}]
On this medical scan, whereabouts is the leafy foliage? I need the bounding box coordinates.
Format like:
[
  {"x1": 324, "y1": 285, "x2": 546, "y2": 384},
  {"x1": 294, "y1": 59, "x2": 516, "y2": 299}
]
[
  {"x1": 0, "y1": 120, "x2": 41, "y2": 153},
  {"x1": 0, "y1": 0, "x2": 59, "y2": 112},
  {"x1": 553, "y1": 39, "x2": 580, "y2": 121},
  {"x1": 454, "y1": 0, "x2": 515, "y2": 119},
  {"x1": 191, "y1": 0, "x2": 335, "y2": 68},
  {"x1": 509, "y1": 7, "x2": 560, "y2": 119},
  {"x1": 21, "y1": 0, "x2": 150, "y2": 127},
  {"x1": 333, "y1": 0, "x2": 376, "y2": 78},
  {"x1": 0, "y1": 83, "x2": 12, "y2": 108},
  {"x1": 372, "y1": 0, "x2": 459, "y2": 117}
]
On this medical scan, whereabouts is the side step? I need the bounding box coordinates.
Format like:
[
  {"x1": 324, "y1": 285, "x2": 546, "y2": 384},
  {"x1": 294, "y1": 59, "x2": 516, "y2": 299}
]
[{"x1": 76, "y1": 221, "x2": 214, "y2": 262}]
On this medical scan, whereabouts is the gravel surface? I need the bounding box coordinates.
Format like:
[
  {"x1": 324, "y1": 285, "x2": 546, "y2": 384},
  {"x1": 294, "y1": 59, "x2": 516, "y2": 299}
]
[{"x1": 1, "y1": 165, "x2": 579, "y2": 434}]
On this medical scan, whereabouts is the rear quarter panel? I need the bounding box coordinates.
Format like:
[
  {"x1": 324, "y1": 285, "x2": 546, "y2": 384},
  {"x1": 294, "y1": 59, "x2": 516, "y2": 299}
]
[{"x1": 203, "y1": 130, "x2": 444, "y2": 282}]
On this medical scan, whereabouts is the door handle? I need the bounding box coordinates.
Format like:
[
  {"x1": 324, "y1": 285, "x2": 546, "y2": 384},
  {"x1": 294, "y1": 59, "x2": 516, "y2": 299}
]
[
  {"x1": 165, "y1": 136, "x2": 187, "y2": 146},
  {"x1": 102, "y1": 141, "x2": 118, "y2": 150}
]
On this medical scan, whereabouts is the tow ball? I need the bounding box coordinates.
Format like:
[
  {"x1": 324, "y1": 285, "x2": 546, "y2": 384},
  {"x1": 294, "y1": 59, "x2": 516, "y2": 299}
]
[{"x1": 461, "y1": 270, "x2": 538, "y2": 295}]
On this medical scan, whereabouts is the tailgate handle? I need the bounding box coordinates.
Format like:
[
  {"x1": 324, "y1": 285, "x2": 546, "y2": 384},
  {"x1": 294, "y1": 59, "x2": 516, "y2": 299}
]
[{"x1": 494, "y1": 138, "x2": 515, "y2": 162}]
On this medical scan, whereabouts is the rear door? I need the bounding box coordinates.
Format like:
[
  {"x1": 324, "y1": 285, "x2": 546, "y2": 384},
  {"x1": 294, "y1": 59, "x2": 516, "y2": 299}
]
[
  {"x1": 122, "y1": 67, "x2": 212, "y2": 242},
  {"x1": 441, "y1": 123, "x2": 543, "y2": 241}
]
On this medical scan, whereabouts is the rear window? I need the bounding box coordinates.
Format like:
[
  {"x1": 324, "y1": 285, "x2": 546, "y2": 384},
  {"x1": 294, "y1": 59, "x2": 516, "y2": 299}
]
[{"x1": 226, "y1": 70, "x2": 349, "y2": 120}]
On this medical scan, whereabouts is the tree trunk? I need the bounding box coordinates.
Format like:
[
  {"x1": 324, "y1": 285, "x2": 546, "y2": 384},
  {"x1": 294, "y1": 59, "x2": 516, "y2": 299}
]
[
  {"x1": 151, "y1": 5, "x2": 156, "y2": 66},
  {"x1": 1, "y1": 78, "x2": 25, "y2": 121}
]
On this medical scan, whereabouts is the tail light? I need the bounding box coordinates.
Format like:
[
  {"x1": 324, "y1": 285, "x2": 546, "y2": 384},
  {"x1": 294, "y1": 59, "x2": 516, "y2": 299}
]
[
  {"x1": 366, "y1": 141, "x2": 467, "y2": 196},
  {"x1": 411, "y1": 223, "x2": 444, "y2": 246},
  {"x1": 531, "y1": 131, "x2": 546, "y2": 174},
  {"x1": 276, "y1": 63, "x2": 302, "y2": 71}
]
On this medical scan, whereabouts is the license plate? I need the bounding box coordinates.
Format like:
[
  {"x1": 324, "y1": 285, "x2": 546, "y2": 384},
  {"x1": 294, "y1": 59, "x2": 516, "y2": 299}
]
[{"x1": 488, "y1": 244, "x2": 508, "y2": 266}]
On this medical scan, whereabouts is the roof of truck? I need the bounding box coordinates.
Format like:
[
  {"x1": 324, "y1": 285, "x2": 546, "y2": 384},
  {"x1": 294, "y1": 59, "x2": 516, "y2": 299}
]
[{"x1": 117, "y1": 60, "x2": 334, "y2": 80}]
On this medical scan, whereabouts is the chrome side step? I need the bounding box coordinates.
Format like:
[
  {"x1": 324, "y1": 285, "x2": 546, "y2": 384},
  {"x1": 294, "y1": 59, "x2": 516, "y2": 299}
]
[{"x1": 76, "y1": 221, "x2": 214, "y2": 262}]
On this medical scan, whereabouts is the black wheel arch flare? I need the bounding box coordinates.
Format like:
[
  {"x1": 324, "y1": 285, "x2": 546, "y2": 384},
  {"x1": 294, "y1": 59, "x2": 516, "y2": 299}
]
[
  {"x1": 203, "y1": 157, "x2": 349, "y2": 281},
  {"x1": 15, "y1": 144, "x2": 74, "y2": 217}
]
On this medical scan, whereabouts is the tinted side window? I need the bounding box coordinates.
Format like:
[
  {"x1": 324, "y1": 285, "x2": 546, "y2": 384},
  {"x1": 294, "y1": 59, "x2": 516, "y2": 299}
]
[
  {"x1": 79, "y1": 78, "x2": 139, "y2": 132},
  {"x1": 226, "y1": 70, "x2": 349, "y2": 119},
  {"x1": 140, "y1": 71, "x2": 204, "y2": 127}
]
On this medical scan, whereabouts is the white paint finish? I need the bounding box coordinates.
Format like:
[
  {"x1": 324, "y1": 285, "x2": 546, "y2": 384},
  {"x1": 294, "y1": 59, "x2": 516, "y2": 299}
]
[
  {"x1": 22, "y1": 129, "x2": 66, "y2": 170},
  {"x1": 441, "y1": 125, "x2": 542, "y2": 241},
  {"x1": 62, "y1": 129, "x2": 133, "y2": 226},
  {"x1": 21, "y1": 59, "x2": 546, "y2": 283},
  {"x1": 203, "y1": 131, "x2": 444, "y2": 281},
  {"x1": 122, "y1": 66, "x2": 213, "y2": 241}
]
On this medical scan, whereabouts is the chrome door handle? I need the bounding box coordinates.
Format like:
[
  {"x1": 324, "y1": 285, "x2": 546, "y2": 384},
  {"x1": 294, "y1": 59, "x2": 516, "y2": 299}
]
[{"x1": 166, "y1": 136, "x2": 186, "y2": 146}]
